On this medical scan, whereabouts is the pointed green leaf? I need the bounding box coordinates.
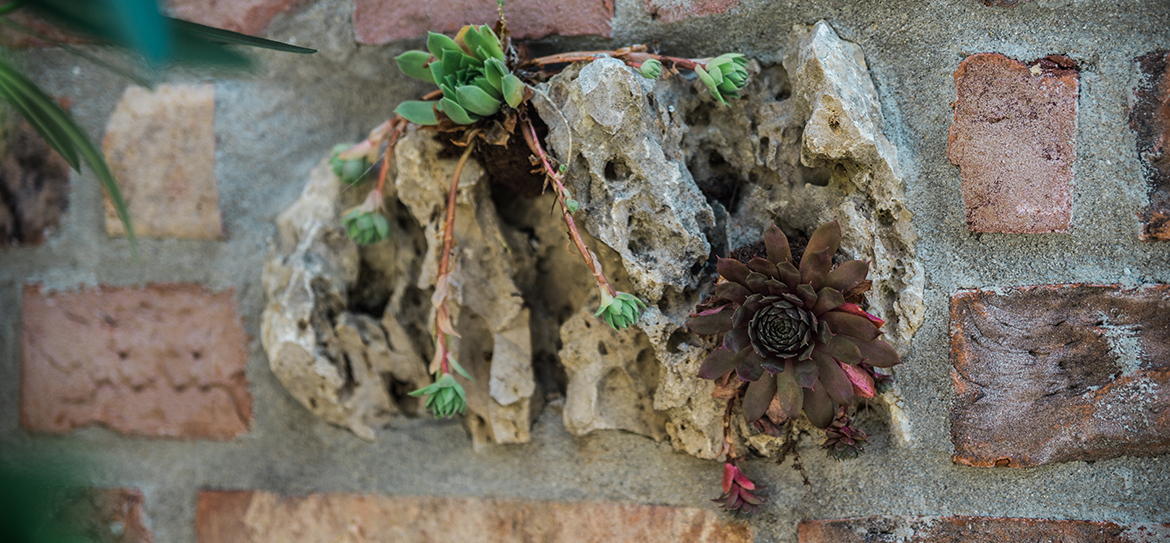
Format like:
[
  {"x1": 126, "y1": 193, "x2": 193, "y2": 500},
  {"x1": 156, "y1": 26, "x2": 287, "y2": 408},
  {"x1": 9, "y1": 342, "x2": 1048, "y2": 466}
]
[
  {"x1": 168, "y1": 18, "x2": 315, "y2": 54},
  {"x1": 501, "y1": 74, "x2": 525, "y2": 108},
  {"x1": 455, "y1": 85, "x2": 501, "y2": 116},
  {"x1": 448, "y1": 356, "x2": 473, "y2": 381},
  {"x1": 395, "y1": 100, "x2": 439, "y2": 125},
  {"x1": 395, "y1": 50, "x2": 435, "y2": 83},
  {"x1": 427, "y1": 31, "x2": 461, "y2": 59},
  {"x1": 476, "y1": 25, "x2": 505, "y2": 61},
  {"x1": 484, "y1": 58, "x2": 505, "y2": 90},
  {"x1": 472, "y1": 76, "x2": 502, "y2": 99},
  {"x1": 429, "y1": 61, "x2": 448, "y2": 87},
  {"x1": 438, "y1": 98, "x2": 478, "y2": 125}
]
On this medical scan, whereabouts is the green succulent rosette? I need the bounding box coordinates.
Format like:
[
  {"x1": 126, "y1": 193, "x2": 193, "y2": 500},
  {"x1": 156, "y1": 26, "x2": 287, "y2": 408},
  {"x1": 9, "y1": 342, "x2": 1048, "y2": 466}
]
[
  {"x1": 341, "y1": 207, "x2": 389, "y2": 245},
  {"x1": 695, "y1": 53, "x2": 749, "y2": 105},
  {"x1": 408, "y1": 372, "x2": 467, "y2": 418},
  {"x1": 638, "y1": 58, "x2": 663, "y2": 79},
  {"x1": 393, "y1": 25, "x2": 526, "y2": 126},
  {"x1": 596, "y1": 290, "x2": 647, "y2": 330},
  {"x1": 329, "y1": 143, "x2": 370, "y2": 185}
]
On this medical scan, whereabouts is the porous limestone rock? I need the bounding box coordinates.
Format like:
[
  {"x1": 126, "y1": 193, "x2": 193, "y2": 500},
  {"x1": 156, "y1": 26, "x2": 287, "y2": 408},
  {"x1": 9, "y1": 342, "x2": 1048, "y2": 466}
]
[
  {"x1": 535, "y1": 21, "x2": 922, "y2": 458},
  {"x1": 559, "y1": 306, "x2": 667, "y2": 440},
  {"x1": 261, "y1": 161, "x2": 430, "y2": 440},
  {"x1": 264, "y1": 21, "x2": 921, "y2": 456},
  {"x1": 393, "y1": 128, "x2": 537, "y2": 445}
]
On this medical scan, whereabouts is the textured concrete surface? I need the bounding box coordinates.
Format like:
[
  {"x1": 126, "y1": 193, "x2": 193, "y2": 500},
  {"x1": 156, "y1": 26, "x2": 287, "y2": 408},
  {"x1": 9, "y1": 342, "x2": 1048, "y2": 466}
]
[
  {"x1": 798, "y1": 516, "x2": 1170, "y2": 543},
  {"x1": 1, "y1": 1, "x2": 1169, "y2": 542}
]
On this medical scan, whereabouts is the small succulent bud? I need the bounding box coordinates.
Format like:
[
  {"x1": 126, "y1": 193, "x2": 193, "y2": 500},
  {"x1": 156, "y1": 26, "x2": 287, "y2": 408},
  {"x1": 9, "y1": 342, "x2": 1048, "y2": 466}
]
[
  {"x1": 341, "y1": 189, "x2": 390, "y2": 245},
  {"x1": 566, "y1": 198, "x2": 580, "y2": 213},
  {"x1": 639, "y1": 59, "x2": 663, "y2": 79},
  {"x1": 595, "y1": 289, "x2": 646, "y2": 330},
  {"x1": 329, "y1": 143, "x2": 370, "y2": 185},
  {"x1": 696, "y1": 53, "x2": 749, "y2": 105},
  {"x1": 408, "y1": 372, "x2": 467, "y2": 418},
  {"x1": 712, "y1": 463, "x2": 767, "y2": 515}
]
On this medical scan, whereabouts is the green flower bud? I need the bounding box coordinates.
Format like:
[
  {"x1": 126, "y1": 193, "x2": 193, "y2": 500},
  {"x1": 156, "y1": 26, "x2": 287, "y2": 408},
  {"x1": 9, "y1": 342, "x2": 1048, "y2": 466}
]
[
  {"x1": 639, "y1": 59, "x2": 663, "y2": 79},
  {"x1": 566, "y1": 198, "x2": 580, "y2": 213},
  {"x1": 697, "y1": 53, "x2": 749, "y2": 105}
]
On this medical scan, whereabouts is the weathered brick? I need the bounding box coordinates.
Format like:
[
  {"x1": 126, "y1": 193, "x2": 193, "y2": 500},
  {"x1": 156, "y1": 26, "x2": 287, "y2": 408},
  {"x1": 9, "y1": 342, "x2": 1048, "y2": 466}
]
[
  {"x1": 799, "y1": 516, "x2": 1170, "y2": 543},
  {"x1": 102, "y1": 84, "x2": 223, "y2": 240},
  {"x1": 165, "y1": 0, "x2": 299, "y2": 36},
  {"x1": 950, "y1": 284, "x2": 1170, "y2": 468},
  {"x1": 196, "y1": 491, "x2": 751, "y2": 542},
  {"x1": 644, "y1": 0, "x2": 738, "y2": 23},
  {"x1": 353, "y1": 0, "x2": 613, "y2": 44},
  {"x1": 52, "y1": 487, "x2": 155, "y2": 543},
  {"x1": 947, "y1": 53, "x2": 1078, "y2": 233},
  {"x1": 0, "y1": 113, "x2": 71, "y2": 247},
  {"x1": 1130, "y1": 50, "x2": 1170, "y2": 241},
  {"x1": 20, "y1": 283, "x2": 251, "y2": 439}
]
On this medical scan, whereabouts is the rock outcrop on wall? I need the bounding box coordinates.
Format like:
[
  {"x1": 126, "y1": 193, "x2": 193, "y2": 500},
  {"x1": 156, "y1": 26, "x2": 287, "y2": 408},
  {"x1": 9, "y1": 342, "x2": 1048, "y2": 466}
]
[{"x1": 262, "y1": 21, "x2": 921, "y2": 457}]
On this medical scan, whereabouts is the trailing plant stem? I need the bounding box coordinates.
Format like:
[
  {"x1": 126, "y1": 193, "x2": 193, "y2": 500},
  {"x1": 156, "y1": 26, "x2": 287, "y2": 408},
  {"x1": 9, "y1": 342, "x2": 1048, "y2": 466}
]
[
  {"x1": 522, "y1": 118, "x2": 615, "y2": 298},
  {"x1": 434, "y1": 140, "x2": 477, "y2": 375},
  {"x1": 528, "y1": 50, "x2": 701, "y2": 71}
]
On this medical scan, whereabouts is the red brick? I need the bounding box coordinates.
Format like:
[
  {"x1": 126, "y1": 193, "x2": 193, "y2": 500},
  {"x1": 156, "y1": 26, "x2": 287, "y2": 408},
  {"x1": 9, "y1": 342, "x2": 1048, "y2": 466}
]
[
  {"x1": 53, "y1": 488, "x2": 155, "y2": 543},
  {"x1": 165, "y1": 0, "x2": 299, "y2": 36},
  {"x1": 21, "y1": 283, "x2": 252, "y2": 440},
  {"x1": 949, "y1": 284, "x2": 1170, "y2": 468},
  {"x1": 1129, "y1": 50, "x2": 1170, "y2": 241},
  {"x1": 353, "y1": 0, "x2": 613, "y2": 44},
  {"x1": 102, "y1": 84, "x2": 223, "y2": 240},
  {"x1": 196, "y1": 491, "x2": 751, "y2": 542},
  {"x1": 644, "y1": 0, "x2": 738, "y2": 23},
  {"x1": 0, "y1": 113, "x2": 71, "y2": 247},
  {"x1": 799, "y1": 516, "x2": 1170, "y2": 543},
  {"x1": 947, "y1": 53, "x2": 1079, "y2": 233}
]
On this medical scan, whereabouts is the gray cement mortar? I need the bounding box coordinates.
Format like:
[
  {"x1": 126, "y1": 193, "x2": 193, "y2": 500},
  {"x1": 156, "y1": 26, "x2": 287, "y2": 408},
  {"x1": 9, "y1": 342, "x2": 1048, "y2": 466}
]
[{"x1": 2, "y1": 0, "x2": 1169, "y2": 541}]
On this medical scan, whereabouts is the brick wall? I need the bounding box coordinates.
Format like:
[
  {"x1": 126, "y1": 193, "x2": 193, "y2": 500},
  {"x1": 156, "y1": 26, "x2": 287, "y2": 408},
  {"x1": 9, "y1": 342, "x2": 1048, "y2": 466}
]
[{"x1": 1, "y1": 1, "x2": 1167, "y2": 542}]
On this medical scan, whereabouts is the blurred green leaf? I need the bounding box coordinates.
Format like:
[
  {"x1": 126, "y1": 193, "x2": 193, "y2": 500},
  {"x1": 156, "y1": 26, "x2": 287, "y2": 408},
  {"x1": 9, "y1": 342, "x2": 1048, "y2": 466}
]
[
  {"x1": 0, "y1": 58, "x2": 136, "y2": 253},
  {"x1": 169, "y1": 18, "x2": 316, "y2": 54},
  {"x1": 394, "y1": 100, "x2": 439, "y2": 125}
]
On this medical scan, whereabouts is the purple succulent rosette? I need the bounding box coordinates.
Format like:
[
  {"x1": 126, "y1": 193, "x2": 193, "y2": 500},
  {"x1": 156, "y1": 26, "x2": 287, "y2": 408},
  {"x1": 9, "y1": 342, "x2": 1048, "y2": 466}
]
[{"x1": 686, "y1": 221, "x2": 900, "y2": 429}]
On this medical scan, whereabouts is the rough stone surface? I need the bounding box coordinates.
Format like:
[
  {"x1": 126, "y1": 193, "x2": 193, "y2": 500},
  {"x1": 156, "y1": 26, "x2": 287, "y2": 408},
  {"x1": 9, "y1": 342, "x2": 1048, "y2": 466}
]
[
  {"x1": 798, "y1": 516, "x2": 1170, "y2": 543},
  {"x1": 52, "y1": 487, "x2": 155, "y2": 543},
  {"x1": 261, "y1": 161, "x2": 431, "y2": 441},
  {"x1": 392, "y1": 128, "x2": 536, "y2": 445},
  {"x1": 196, "y1": 491, "x2": 751, "y2": 542},
  {"x1": 534, "y1": 21, "x2": 922, "y2": 458},
  {"x1": 353, "y1": 0, "x2": 613, "y2": 44},
  {"x1": 643, "y1": 0, "x2": 739, "y2": 23},
  {"x1": 950, "y1": 284, "x2": 1170, "y2": 468},
  {"x1": 165, "y1": 0, "x2": 299, "y2": 36},
  {"x1": 102, "y1": 84, "x2": 222, "y2": 240},
  {"x1": 559, "y1": 306, "x2": 667, "y2": 440},
  {"x1": 947, "y1": 53, "x2": 1079, "y2": 234},
  {"x1": 0, "y1": 113, "x2": 71, "y2": 247},
  {"x1": 0, "y1": 11, "x2": 88, "y2": 48},
  {"x1": 21, "y1": 283, "x2": 251, "y2": 439},
  {"x1": 1130, "y1": 50, "x2": 1170, "y2": 241}
]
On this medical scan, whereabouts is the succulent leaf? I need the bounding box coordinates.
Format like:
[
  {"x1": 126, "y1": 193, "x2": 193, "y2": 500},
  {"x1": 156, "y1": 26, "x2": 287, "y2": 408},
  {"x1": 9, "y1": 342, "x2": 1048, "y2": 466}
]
[
  {"x1": 501, "y1": 74, "x2": 525, "y2": 108},
  {"x1": 396, "y1": 50, "x2": 434, "y2": 83},
  {"x1": 823, "y1": 260, "x2": 870, "y2": 293},
  {"x1": 697, "y1": 347, "x2": 739, "y2": 379},
  {"x1": 743, "y1": 374, "x2": 777, "y2": 422},
  {"x1": 802, "y1": 383, "x2": 835, "y2": 429},
  {"x1": 775, "y1": 366, "x2": 803, "y2": 418},
  {"x1": 455, "y1": 85, "x2": 501, "y2": 116},
  {"x1": 438, "y1": 97, "x2": 479, "y2": 125},
  {"x1": 427, "y1": 31, "x2": 462, "y2": 59},
  {"x1": 394, "y1": 100, "x2": 439, "y2": 125}
]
